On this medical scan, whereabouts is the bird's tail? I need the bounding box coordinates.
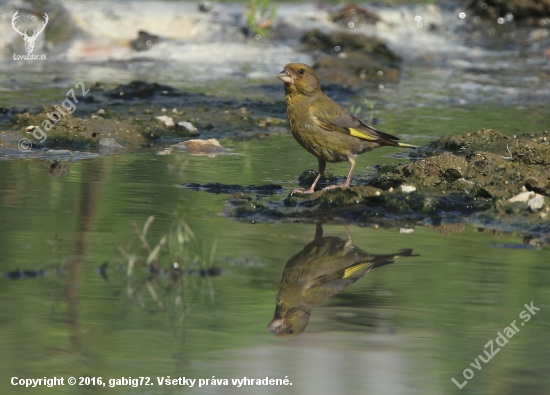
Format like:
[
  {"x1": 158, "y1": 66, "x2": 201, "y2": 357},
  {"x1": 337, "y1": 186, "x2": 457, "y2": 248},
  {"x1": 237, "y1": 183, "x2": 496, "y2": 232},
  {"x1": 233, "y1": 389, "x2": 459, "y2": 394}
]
[{"x1": 397, "y1": 142, "x2": 419, "y2": 149}]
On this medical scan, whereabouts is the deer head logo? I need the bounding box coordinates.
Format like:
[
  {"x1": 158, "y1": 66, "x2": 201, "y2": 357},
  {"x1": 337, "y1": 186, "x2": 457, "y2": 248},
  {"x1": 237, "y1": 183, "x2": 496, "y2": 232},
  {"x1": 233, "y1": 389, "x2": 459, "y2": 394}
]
[{"x1": 12, "y1": 11, "x2": 49, "y2": 54}]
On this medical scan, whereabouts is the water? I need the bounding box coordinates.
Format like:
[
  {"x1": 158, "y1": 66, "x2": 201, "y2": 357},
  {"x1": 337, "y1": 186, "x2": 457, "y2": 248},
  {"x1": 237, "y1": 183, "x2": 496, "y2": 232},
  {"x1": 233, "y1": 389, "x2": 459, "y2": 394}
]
[
  {"x1": 1, "y1": 2, "x2": 550, "y2": 393},
  {"x1": 1, "y1": 131, "x2": 549, "y2": 394}
]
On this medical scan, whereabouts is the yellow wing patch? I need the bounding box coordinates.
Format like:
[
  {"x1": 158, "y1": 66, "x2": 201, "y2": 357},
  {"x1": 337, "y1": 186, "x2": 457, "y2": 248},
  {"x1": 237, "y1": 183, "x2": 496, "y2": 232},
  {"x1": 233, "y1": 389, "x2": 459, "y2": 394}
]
[
  {"x1": 348, "y1": 128, "x2": 378, "y2": 141},
  {"x1": 343, "y1": 262, "x2": 371, "y2": 279}
]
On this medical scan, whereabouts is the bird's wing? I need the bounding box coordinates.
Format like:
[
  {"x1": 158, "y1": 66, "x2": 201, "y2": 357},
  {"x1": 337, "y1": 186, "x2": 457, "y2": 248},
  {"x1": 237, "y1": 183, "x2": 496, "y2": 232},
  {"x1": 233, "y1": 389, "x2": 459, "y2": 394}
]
[
  {"x1": 305, "y1": 261, "x2": 375, "y2": 296},
  {"x1": 308, "y1": 97, "x2": 401, "y2": 143}
]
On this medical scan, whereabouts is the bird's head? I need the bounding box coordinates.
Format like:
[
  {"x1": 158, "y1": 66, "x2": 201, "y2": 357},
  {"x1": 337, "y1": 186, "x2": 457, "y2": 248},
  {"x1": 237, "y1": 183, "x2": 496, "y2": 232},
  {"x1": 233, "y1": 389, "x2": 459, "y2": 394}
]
[
  {"x1": 278, "y1": 63, "x2": 320, "y2": 96},
  {"x1": 268, "y1": 304, "x2": 311, "y2": 338}
]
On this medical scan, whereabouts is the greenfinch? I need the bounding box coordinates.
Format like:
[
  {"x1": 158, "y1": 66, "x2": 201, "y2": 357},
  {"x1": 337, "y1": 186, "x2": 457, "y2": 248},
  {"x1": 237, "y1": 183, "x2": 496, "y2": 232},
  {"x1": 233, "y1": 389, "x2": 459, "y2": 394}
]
[
  {"x1": 267, "y1": 224, "x2": 416, "y2": 337},
  {"x1": 277, "y1": 63, "x2": 417, "y2": 194}
]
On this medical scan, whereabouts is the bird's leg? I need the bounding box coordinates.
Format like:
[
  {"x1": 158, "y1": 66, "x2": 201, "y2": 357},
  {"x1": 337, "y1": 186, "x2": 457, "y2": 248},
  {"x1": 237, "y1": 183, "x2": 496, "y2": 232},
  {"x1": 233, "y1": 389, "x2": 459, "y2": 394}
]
[
  {"x1": 292, "y1": 159, "x2": 326, "y2": 194},
  {"x1": 314, "y1": 223, "x2": 324, "y2": 241},
  {"x1": 324, "y1": 156, "x2": 355, "y2": 190},
  {"x1": 343, "y1": 225, "x2": 353, "y2": 251}
]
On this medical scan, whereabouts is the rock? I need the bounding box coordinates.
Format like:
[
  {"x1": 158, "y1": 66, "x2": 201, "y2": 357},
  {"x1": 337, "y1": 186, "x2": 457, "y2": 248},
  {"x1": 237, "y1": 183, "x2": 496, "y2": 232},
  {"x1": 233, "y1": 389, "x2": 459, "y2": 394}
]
[
  {"x1": 174, "y1": 139, "x2": 227, "y2": 157},
  {"x1": 302, "y1": 29, "x2": 400, "y2": 63},
  {"x1": 156, "y1": 116, "x2": 175, "y2": 127},
  {"x1": 131, "y1": 30, "x2": 162, "y2": 52},
  {"x1": 400, "y1": 185, "x2": 416, "y2": 193},
  {"x1": 330, "y1": 4, "x2": 382, "y2": 27},
  {"x1": 198, "y1": 1, "x2": 213, "y2": 13},
  {"x1": 178, "y1": 121, "x2": 199, "y2": 135},
  {"x1": 297, "y1": 169, "x2": 338, "y2": 189},
  {"x1": 525, "y1": 175, "x2": 550, "y2": 195},
  {"x1": 508, "y1": 191, "x2": 535, "y2": 203},
  {"x1": 528, "y1": 194, "x2": 546, "y2": 212},
  {"x1": 313, "y1": 53, "x2": 400, "y2": 86},
  {"x1": 301, "y1": 29, "x2": 401, "y2": 86},
  {"x1": 466, "y1": 0, "x2": 550, "y2": 21}
]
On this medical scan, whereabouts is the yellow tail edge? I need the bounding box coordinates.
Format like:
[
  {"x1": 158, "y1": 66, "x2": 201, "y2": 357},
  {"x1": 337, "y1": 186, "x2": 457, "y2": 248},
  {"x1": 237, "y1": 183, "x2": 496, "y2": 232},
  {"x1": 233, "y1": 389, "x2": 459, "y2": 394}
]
[{"x1": 397, "y1": 142, "x2": 419, "y2": 149}]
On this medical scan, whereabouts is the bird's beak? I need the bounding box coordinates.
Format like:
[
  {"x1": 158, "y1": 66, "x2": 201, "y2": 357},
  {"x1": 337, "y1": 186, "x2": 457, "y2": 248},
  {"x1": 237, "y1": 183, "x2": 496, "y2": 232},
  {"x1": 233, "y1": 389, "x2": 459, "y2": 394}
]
[
  {"x1": 267, "y1": 318, "x2": 283, "y2": 334},
  {"x1": 277, "y1": 68, "x2": 294, "y2": 84}
]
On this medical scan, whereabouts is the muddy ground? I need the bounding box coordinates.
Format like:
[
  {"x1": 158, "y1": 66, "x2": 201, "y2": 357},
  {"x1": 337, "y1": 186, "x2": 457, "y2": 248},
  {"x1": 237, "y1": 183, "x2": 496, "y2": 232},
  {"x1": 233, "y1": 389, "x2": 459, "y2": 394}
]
[{"x1": 0, "y1": 80, "x2": 287, "y2": 153}]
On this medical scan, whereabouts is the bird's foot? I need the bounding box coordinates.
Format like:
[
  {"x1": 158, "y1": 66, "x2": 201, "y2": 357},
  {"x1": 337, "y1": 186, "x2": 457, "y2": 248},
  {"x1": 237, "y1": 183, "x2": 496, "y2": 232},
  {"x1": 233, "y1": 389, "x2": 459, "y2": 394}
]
[
  {"x1": 291, "y1": 187, "x2": 316, "y2": 195},
  {"x1": 323, "y1": 183, "x2": 350, "y2": 191}
]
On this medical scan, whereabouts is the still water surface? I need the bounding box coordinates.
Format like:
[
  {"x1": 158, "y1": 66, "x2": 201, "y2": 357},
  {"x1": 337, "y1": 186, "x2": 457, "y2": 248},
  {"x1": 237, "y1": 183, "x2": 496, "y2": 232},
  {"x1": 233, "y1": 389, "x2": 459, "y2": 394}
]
[{"x1": 1, "y1": 128, "x2": 548, "y2": 394}]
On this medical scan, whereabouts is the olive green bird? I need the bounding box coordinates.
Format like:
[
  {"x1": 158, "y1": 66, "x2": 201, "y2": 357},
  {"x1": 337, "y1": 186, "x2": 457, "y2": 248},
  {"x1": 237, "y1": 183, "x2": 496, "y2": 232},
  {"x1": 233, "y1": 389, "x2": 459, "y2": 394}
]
[
  {"x1": 278, "y1": 63, "x2": 417, "y2": 194},
  {"x1": 267, "y1": 224, "x2": 417, "y2": 337}
]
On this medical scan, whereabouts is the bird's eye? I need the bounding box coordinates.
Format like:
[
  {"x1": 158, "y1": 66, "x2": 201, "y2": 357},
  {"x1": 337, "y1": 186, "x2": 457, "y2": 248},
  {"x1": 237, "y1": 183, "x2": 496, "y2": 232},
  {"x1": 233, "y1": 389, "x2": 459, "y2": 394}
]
[{"x1": 298, "y1": 68, "x2": 305, "y2": 75}]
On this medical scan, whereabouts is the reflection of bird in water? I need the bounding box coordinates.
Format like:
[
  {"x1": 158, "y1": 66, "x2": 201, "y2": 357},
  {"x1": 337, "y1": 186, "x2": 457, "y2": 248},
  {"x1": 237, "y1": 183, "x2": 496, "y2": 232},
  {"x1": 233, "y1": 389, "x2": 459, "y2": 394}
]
[{"x1": 268, "y1": 224, "x2": 417, "y2": 337}]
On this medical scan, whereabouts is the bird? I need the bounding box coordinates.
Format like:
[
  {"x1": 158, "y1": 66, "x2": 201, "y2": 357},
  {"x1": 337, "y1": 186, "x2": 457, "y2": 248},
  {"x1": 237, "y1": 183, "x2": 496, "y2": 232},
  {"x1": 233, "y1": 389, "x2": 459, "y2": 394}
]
[
  {"x1": 267, "y1": 224, "x2": 417, "y2": 337},
  {"x1": 277, "y1": 63, "x2": 417, "y2": 194}
]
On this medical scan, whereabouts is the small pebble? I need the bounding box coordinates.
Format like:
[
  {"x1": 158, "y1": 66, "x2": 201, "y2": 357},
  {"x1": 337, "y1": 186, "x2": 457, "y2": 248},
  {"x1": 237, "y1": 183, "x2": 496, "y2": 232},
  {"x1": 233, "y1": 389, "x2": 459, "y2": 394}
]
[
  {"x1": 528, "y1": 194, "x2": 545, "y2": 212},
  {"x1": 401, "y1": 185, "x2": 416, "y2": 193},
  {"x1": 178, "y1": 121, "x2": 199, "y2": 135},
  {"x1": 156, "y1": 115, "x2": 174, "y2": 127}
]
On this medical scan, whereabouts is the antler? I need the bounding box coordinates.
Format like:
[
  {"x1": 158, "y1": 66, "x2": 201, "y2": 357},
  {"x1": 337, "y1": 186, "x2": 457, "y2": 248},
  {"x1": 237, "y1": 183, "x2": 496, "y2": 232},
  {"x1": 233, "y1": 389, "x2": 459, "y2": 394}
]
[
  {"x1": 11, "y1": 11, "x2": 49, "y2": 38},
  {"x1": 34, "y1": 13, "x2": 49, "y2": 37},
  {"x1": 11, "y1": 10, "x2": 25, "y2": 37}
]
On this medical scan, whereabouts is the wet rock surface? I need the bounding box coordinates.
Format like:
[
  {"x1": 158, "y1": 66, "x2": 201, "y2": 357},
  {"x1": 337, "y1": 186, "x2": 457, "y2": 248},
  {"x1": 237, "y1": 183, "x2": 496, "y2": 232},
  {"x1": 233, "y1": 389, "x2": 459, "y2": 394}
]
[
  {"x1": 467, "y1": 0, "x2": 550, "y2": 22},
  {"x1": 329, "y1": 4, "x2": 382, "y2": 27},
  {"x1": 301, "y1": 29, "x2": 401, "y2": 86},
  {"x1": 130, "y1": 30, "x2": 163, "y2": 52},
  {"x1": 221, "y1": 129, "x2": 550, "y2": 243}
]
